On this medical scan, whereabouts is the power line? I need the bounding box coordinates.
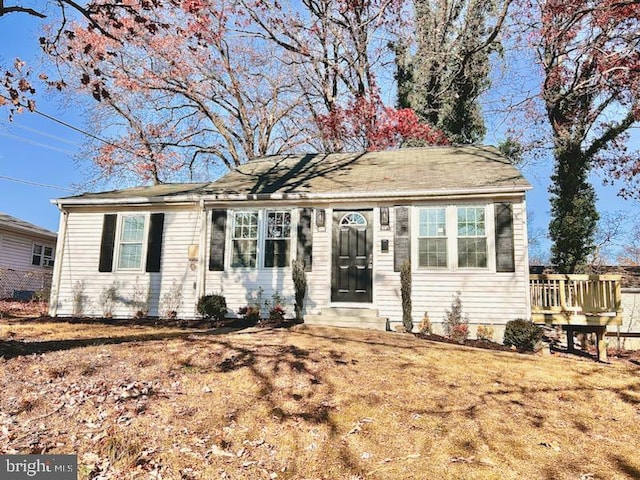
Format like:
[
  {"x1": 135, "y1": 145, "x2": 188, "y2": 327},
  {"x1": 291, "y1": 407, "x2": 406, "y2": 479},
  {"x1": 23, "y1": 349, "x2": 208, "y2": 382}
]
[
  {"x1": 0, "y1": 174, "x2": 75, "y2": 192},
  {"x1": 0, "y1": 131, "x2": 77, "y2": 155},
  {"x1": 0, "y1": 119, "x2": 81, "y2": 146},
  {"x1": 31, "y1": 107, "x2": 147, "y2": 160},
  {"x1": 4, "y1": 101, "x2": 151, "y2": 161}
]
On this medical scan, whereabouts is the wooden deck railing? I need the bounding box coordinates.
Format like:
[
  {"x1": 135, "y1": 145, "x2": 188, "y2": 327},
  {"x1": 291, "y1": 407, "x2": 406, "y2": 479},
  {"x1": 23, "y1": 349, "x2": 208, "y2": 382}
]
[{"x1": 530, "y1": 274, "x2": 622, "y2": 326}]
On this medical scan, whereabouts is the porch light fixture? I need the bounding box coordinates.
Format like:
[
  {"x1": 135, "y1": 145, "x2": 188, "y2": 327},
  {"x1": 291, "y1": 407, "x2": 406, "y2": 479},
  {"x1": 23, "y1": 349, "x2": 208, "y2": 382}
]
[
  {"x1": 380, "y1": 207, "x2": 390, "y2": 230},
  {"x1": 316, "y1": 209, "x2": 326, "y2": 228}
]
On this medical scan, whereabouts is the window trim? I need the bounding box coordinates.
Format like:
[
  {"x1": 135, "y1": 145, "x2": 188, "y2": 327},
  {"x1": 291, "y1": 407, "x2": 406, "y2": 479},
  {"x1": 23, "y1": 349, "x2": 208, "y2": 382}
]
[
  {"x1": 31, "y1": 242, "x2": 55, "y2": 268},
  {"x1": 230, "y1": 210, "x2": 260, "y2": 269},
  {"x1": 264, "y1": 210, "x2": 292, "y2": 268},
  {"x1": 114, "y1": 213, "x2": 149, "y2": 271},
  {"x1": 417, "y1": 206, "x2": 448, "y2": 269},
  {"x1": 413, "y1": 204, "x2": 494, "y2": 272},
  {"x1": 227, "y1": 209, "x2": 295, "y2": 270},
  {"x1": 456, "y1": 205, "x2": 489, "y2": 269}
]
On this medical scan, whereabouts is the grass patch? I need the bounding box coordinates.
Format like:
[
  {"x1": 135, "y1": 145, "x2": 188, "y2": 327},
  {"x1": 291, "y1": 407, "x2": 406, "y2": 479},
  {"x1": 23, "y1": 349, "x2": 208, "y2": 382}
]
[{"x1": 1, "y1": 321, "x2": 639, "y2": 479}]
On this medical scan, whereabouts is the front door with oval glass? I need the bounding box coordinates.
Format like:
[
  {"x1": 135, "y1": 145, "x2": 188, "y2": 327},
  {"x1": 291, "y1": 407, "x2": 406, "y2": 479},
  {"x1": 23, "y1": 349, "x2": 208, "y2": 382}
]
[{"x1": 331, "y1": 210, "x2": 373, "y2": 303}]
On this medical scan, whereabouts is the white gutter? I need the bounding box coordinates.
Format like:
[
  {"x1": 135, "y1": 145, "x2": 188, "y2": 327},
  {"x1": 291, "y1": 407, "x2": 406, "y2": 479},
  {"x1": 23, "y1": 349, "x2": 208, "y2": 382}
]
[
  {"x1": 52, "y1": 184, "x2": 532, "y2": 207},
  {"x1": 49, "y1": 207, "x2": 69, "y2": 317}
]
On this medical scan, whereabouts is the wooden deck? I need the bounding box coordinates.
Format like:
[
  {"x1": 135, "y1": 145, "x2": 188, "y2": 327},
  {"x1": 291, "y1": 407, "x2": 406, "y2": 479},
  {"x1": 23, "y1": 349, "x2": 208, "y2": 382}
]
[{"x1": 530, "y1": 274, "x2": 623, "y2": 361}]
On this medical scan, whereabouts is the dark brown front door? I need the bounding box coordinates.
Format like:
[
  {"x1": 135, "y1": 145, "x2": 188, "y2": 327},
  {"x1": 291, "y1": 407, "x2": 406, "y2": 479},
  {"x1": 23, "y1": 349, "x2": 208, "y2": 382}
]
[{"x1": 331, "y1": 210, "x2": 373, "y2": 303}]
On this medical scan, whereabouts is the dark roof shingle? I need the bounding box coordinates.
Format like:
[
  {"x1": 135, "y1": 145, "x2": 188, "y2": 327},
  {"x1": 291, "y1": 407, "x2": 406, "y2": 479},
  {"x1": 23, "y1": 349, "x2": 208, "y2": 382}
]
[{"x1": 60, "y1": 146, "x2": 530, "y2": 203}]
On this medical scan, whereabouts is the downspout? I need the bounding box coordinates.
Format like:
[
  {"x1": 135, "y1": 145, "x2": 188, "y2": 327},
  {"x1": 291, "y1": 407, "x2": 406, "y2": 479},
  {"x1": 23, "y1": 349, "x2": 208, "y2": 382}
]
[
  {"x1": 49, "y1": 205, "x2": 69, "y2": 317},
  {"x1": 522, "y1": 197, "x2": 532, "y2": 319},
  {"x1": 196, "y1": 200, "x2": 207, "y2": 311}
]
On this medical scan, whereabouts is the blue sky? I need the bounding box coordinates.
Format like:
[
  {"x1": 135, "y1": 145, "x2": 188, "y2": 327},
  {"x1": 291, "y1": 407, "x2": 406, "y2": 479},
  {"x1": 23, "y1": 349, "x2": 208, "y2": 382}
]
[{"x1": 1, "y1": 10, "x2": 638, "y2": 258}]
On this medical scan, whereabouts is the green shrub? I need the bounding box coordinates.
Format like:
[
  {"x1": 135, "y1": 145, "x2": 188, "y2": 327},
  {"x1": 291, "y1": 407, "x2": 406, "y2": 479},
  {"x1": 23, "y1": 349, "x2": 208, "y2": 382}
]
[
  {"x1": 197, "y1": 294, "x2": 228, "y2": 320},
  {"x1": 503, "y1": 319, "x2": 543, "y2": 351}
]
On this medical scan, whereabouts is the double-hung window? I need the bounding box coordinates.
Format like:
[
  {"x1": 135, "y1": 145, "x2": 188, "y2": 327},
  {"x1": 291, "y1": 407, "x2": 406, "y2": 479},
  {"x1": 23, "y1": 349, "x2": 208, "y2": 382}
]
[
  {"x1": 418, "y1": 207, "x2": 447, "y2": 267},
  {"x1": 457, "y1": 206, "x2": 487, "y2": 268},
  {"x1": 265, "y1": 211, "x2": 291, "y2": 267},
  {"x1": 230, "y1": 210, "x2": 292, "y2": 268},
  {"x1": 117, "y1": 215, "x2": 146, "y2": 269},
  {"x1": 232, "y1": 211, "x2": 259, "y2": 268}
]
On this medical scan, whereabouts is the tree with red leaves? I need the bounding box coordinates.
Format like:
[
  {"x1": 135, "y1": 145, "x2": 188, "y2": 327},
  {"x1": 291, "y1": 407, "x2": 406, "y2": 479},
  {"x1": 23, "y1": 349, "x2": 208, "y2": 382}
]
[
  {"x1": 317, "y1": 95, "x2": 448, "y2": 151},
  {"x1": 535, "y1": 0, "x2": 640, "y2": 272},
  {"x1": 44, "y1": 0, "x2": 443, "y2": 183}
]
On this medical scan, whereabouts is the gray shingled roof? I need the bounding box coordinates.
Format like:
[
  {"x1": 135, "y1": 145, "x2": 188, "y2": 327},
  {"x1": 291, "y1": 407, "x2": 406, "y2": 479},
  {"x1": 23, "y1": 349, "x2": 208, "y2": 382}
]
[
  {"x1": 59, "y1": 146, "x2": 531, "y2": 203},
  {"x1": 0, "y1": 212, "x2": 57, "y2": 239}
]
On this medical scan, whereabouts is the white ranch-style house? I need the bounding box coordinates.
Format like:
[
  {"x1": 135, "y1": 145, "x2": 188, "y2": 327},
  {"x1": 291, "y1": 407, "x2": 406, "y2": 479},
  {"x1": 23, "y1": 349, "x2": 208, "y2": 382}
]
[{"x1": 48, "y1": 146, "x2": 533, "y2": 333}]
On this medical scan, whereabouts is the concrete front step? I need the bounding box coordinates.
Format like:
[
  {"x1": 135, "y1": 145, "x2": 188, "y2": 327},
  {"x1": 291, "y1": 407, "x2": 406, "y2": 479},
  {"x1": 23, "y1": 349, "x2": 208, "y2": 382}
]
[{"x1": 304, "y1": 307, "x2": 388, "y2": 330}]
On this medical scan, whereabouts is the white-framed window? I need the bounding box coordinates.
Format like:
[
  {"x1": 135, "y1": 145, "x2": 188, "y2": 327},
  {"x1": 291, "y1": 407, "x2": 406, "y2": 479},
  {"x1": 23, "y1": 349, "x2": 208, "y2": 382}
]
[
  {"x1": 417, "y1": 207, "x2": 447, "y2": 268},
  {"x1": 116, "y1": 215, "x2": 146, "y2": 270},
  {"x1": 415, "y1": 204, "x2": 490, "y2": 270},
  {"x1": 230, "y1": 209, "x2": 293, "y2": 269},
  {"x1": 265, "y1": 210, "x2": 291, "y2": 268},
  {"x1": 32, "y1": 243, "x2": 55, "y2": 268},
  {"x1": 457, "y1": 206, "x2": 487, "y2": 268},
  {"x1": 232, "y1": 211, "x2": 259, "y2": 268}
]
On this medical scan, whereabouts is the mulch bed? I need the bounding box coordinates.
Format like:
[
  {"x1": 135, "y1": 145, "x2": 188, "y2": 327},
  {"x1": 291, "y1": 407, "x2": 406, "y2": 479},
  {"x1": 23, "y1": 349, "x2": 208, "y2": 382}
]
[
  {"x1": 2, "y1": 315, "x2": 302, "y2": 330},
  {"x1": 414, "y1": 332, "x2": 521, "y2": 353}
]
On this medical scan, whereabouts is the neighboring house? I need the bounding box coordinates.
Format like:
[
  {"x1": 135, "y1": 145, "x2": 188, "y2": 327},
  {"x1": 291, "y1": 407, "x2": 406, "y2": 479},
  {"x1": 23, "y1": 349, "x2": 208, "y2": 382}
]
[
  {"x1": 49, "y1": 146, "x2": 532, "y2": 333},
  {"x1": 0, "y1": 212, "x2": 57, "y2": 299}
]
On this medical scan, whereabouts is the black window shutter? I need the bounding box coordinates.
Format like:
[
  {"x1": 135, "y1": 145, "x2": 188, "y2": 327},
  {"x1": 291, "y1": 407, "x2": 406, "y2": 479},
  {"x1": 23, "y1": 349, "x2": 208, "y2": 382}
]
[
  {"x1": 98, "y1": 214, "x2": 117, "y2": 272},
  {"x1": 297, "y1": 208, "x2": 313, "y2": 271},
  {"x1": 145, "y1": 213, "x2": 165, "y2": 273},
  {"x1": 209, "y1": 209, "x2": 227, "y2": 271},
  {"x1": 495, "y1": 203, "x2": 515, "y2": 273},
  {"x1": 394, "y1": 206, "x2": 410, "y2": 272}
]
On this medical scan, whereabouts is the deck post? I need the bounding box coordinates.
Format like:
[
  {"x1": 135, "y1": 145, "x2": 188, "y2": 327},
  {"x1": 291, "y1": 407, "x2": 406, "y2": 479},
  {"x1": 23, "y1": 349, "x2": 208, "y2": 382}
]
[
  {"x1": 566, "y1": 326, "x2": 574, "y2": 352},
  {"x1": 595, "y1": 326, "x2": 607, "y2": 363}
]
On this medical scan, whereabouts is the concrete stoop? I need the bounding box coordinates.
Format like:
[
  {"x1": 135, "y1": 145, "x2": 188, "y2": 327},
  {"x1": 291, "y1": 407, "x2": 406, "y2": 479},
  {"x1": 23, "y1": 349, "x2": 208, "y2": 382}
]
[{"x1": 303, "y1": 307, "x2": 387, "y2": 330}]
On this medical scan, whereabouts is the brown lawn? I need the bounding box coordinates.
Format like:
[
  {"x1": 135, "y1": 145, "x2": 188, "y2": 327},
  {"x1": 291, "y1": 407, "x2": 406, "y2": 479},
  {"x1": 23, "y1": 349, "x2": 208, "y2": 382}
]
[{"x1": 1, "y1": 320, "x2": 639, "y2": 479}]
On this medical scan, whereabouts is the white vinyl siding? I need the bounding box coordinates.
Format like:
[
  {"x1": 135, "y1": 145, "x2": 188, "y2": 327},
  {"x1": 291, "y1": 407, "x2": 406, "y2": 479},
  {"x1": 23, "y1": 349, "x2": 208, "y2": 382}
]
[
  {"x1": 379, "y1": 201, "x2": 529, "y2": 329},
  {"x1": 52, "y1": 207, "x2": 200, "y2": 319},
  {"x1": 52, "y1": 196, "x2": 529, "y2": 326},
  {"x1": 206, "y1": 208, "x2": 311, "y2": 316},
  {"x1": 0, "y1": 228, "x2": 56, "y2": 272}
]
